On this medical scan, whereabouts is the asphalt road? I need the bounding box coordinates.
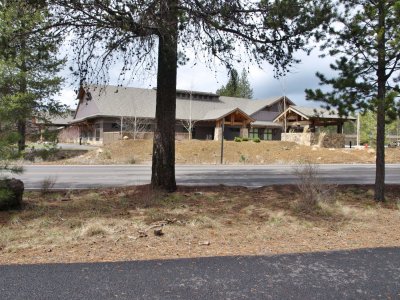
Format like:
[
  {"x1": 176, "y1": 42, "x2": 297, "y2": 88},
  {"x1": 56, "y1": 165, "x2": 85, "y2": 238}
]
[
  {"x1": 1, "y1": 248, "x2": 399, "y2": 299},
  {"x1": 10, "y1": 164, "x2": 400, "y2": 190}
]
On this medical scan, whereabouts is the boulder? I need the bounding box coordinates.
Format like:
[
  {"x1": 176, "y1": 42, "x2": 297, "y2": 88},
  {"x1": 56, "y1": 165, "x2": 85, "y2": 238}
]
[{"x1": 0, "y1": 178, "x2": 24, "y2": 210}]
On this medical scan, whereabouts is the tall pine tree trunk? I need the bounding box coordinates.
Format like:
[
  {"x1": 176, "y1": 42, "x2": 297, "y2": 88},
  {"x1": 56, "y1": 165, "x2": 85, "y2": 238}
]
[
  {"x1": 17, "y1": 15, "x2": 28, "y2": 153},
  {"x1": 375, "y1": 0, "x2": 386, "y2": 201},
  {"x1": 17, "y1": 68, "x2": 28, "y2": 153},
  {"x1": 17, "y1": 120, "x2": 26, "y2": 152},
  {"x1": 151, "y1": 0, "x2": 178, "y2": 192}
]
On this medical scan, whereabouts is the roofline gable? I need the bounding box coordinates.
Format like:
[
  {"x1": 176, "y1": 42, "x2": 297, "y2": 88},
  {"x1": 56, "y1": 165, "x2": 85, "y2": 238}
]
[
  {"x1": 273, "y1": 106, "x2": 310, "y2": 123},
  {"x1": 273, "y1": 105, "x2": 357, "y2": 123},
  {"x1": 73, "y1": 85, "x2": 103, "y2": 121},
  {"x1": 214, "y1": 107, "x2": 256, "y2": 122},
  {"x1": 249, "y1": 96, "x2": 295, "y2": 116},
  {"x1": 73, "y1": 86, "x2": 88, "y2": 119}
]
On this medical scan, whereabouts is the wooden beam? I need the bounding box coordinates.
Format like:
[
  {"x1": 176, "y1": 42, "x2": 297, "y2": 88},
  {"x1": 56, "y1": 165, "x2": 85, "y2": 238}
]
[
  {"x1": 287, "y1": 120, "x2": 312, "y2": 126},
  {"x1": 313, "y1": 121, "x2": 343, "y2": 126},
  {"x1": 223, "y1": 121, "x2": 246, "y2": 126}
]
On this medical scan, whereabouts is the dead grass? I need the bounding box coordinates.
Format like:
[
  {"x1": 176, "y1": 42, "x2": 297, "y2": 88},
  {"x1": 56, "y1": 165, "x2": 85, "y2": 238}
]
[
  {"x1": 292, "y1": 162, "x2": 337, "y2": 213},
  {"x1": 48, "y1": 140, "x2": 400, "y2": 165},
  {"x1": 0, "y1": 184, "x2": 399, "y2": 264},
  {"x1": 79, "y1": 222, "x2": 105, "y2": 237}
]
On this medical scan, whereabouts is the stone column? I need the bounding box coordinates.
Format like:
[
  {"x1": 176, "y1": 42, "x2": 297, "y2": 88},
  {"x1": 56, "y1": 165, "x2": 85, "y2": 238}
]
[
  {"x1": 214, "y1": 127, "x2": 222, "y2": 141},
  {"x1": 240, "y1": 127, "x2": 249, "y2": 139}
]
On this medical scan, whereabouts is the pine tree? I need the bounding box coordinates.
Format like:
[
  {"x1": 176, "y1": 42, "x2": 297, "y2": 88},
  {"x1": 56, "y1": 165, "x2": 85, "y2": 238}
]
[
  {"x1": 305, "y1": 0, "x2": 400, "y2": 201},
  {"x1": 0, "y1": 125, "x2": 22, "y2": 175},
  {"x1": 217, "y1": 69, "x2": 253, "y2": 99},
  {"x1": 0, "y1": 0, "x2": 65, "y2": 152},
  {"x1": 239, "y1": 69, "x2": 253, "y2": 100},
  {"x1": 359, "y1": 111, "x2": 399, "y2": 146}
]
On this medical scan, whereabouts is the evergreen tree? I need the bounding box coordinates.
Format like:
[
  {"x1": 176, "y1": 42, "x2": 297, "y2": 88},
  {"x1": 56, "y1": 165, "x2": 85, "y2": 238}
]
[
  {"x1": 239, "y1": 69, "x2": 253, "y2": 100},
  {"x1": 359, "y1": 111, "x2": 398, "y2": 146},
  {"x1": 305, "y1": 0, "x2": 400, "y2": 201},
  {"x1": 0, "y1": 0, "x2": 65, "y2": 152},
  {"x1": 0, "y1": 125, "x2": 22, "y2": 175},
  {"x1": 217, "y1": 68, "x2": 253, "y2": 99},
  {"x1": 50, "y1": 0, "x2": 333, "y2": 192}
]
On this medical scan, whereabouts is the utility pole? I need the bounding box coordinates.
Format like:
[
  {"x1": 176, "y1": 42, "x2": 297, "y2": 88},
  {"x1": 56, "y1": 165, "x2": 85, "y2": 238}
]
[
  {"x1": 134, "y1": 116, "x2": 137, "y2": 140},
  {"x1": 189, "y1": 89, "x2": 192, "y2": 140},
  {"x1": 280, "y1": 77, "x2": 287, "y2": 133},
  {"x1": 284, "y1": 95, "x2": 287, "y2": 133},
  {"x1": 356, "y1": 113, "x2": 360, "y2": 147},
  {"x1": 220, "y1": 119, "x2": 225, "y2": 164},
  {"x1": 120, "y1": 116, "x2": 123, "y2": 139}
]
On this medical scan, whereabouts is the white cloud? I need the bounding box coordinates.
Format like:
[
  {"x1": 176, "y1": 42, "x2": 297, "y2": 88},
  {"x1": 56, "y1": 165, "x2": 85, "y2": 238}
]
[
  {"x1": 54, "y1": 87, "x2": 77, "y2": 108},
  {"x1": 56, "y1": 46, "x2": 335, "y2": 109}
]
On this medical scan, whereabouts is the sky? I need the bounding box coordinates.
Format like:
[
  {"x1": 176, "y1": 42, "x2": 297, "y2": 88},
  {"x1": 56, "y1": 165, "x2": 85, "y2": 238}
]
[{"x1": 55, "y1": 47, "x2": 334, "y2": 109}]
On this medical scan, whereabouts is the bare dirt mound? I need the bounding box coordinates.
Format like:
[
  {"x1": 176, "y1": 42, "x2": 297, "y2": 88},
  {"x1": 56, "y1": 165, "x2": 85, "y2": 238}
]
[{"x1": 51, "y1": 140, "x2": 400, "y2": 165}]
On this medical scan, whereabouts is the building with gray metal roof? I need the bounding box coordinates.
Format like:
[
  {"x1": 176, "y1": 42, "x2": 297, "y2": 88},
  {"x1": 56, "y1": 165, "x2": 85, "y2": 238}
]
[
  {"x1": 64, "y1": 85, "x2": 294, "y2": 144},
  {"x1": 57, "y1": 85, "x2": 354, "y2": 146}
]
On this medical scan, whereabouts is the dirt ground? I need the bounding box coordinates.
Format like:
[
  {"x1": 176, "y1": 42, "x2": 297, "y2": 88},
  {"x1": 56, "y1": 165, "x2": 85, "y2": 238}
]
[
  {"x1": 1, "y1": 184, "x2": 399, "y2": 265},
  {"x1": 53, "y1": 140, "x2": 400, "y2": 165}
]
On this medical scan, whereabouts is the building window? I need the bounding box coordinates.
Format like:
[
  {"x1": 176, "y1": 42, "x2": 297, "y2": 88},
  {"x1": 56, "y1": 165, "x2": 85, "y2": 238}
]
[
  {"x1": 263, "y1": 129, "x2": 272, "y2": 140},
  {"x1": 250, "y1": 128, "x2": 272, "y2": 140},
  {"x1": 95, "y1": 124, "x2": 101, "y2": 141},
  {"x1": 111, "y1": 122, "x2": 120, "y2": 129},
  {"x1": 249, "y1": 128, "x2": 258, "y2": 139}
]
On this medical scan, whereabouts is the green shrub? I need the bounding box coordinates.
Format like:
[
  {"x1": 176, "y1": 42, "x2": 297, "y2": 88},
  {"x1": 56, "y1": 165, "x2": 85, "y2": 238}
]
[
  {"x1": 0, "y1": 189, "x2": 13, "y2": 209},
  {"x1": 101, "y1": 150, "x2": 112, "y2": 159},
  {"x1": 24, "y1": 142, "x2": 59, "y2": 162},
  {"x1": 242, "y1": 137, "x2": 249, "y2": 142},
  {"x1": 37, "y1": 147, "x2": 59, "y2": 161},
  {"x1": 253, "y1": 137, "x2": 261, "y2": 143},
  {"x1": 42, "y1": 129, "x2": 59, "y2": 143},
  {"x1": 0, "y1": 131, "x2": 20, "y2": 161},
  {"x1": 0, "y1": 179, "x2": 24, "y2": 210},
  {"x1": 234, "y1": 137, "x2": 242, "y2": 142}
]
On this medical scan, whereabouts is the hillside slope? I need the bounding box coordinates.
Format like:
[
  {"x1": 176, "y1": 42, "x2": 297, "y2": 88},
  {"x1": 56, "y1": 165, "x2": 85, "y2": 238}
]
[{"x1": 56, "y1": 140, "x2": 400, "y2": 165}]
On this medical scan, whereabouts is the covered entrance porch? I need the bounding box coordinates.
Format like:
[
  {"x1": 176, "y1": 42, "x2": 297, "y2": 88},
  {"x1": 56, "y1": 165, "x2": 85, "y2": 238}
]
[
  {"x1": 274, "y1": 106, "x2": 356, "y2": 148},
  {"x1": 208, "y1": 108, "x2": 254, "y2": 141}
]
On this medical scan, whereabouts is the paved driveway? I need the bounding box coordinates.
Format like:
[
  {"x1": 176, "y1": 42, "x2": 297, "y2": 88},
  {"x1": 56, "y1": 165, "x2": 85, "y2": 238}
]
[
  {"x1": 1, "y1": 247, "x2": 399, "y2": 299},
  {"x1": 12, "y1": 164, "x2": 400, "y2": 190}
]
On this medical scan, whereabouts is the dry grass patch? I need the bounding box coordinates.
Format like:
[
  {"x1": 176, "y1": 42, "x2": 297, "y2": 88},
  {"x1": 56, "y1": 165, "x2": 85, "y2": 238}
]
[
  {"x1": 80, "y1": 221, "x2": 112, "y2": 237},
  {"x1": 48, "y1": 139, "x2": 400, "y2": 165},
  {"x1": 292, "y1": 162, "x2": 337, "y2": 211},
  {"x1": 0, "y1": 184, "x2": 399, "y2": 264}
]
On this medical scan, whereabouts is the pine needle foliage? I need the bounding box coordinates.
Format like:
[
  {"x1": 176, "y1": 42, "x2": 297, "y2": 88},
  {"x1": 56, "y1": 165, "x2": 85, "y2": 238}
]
[{"x1": 305, "y1": 0, "x2": 400, "y2": 201}]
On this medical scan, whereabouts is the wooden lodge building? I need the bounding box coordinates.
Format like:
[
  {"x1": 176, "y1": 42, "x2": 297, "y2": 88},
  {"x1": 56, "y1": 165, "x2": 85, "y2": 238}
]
[{"x1": 59, "y1": 85, "x2": 355, "y2": 147}]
